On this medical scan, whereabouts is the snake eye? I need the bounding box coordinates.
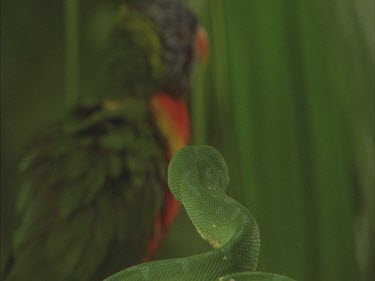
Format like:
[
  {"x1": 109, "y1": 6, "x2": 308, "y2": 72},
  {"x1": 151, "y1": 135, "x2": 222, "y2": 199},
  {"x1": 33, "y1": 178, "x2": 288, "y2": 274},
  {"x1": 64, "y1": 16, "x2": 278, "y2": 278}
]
[
  {"x1": 195, "y1": 146, "x2": 229, "y2": 192},
  {"x1": 168, "y1": 146, "x2": 229, "y2": 202},
  {"x1": 200, "y1": 163, "x2": 228, "y2": 192},
  {"x1": 205, "y1": 166, "x2": 216, "y2": 182},
  {"x1": 195, "y1": 146, "x2": 229, "y2": 194}
]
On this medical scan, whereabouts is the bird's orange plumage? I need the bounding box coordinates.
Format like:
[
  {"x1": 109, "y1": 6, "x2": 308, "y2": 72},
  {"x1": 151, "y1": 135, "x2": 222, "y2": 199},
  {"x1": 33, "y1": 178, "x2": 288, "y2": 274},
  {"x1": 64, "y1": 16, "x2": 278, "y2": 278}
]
[
  {"x1": 150, "y1": 93, "x2": 190, "y2": 157},
  {"x1": 145, "y1": 93, "x2": 191, "y2": 259}
]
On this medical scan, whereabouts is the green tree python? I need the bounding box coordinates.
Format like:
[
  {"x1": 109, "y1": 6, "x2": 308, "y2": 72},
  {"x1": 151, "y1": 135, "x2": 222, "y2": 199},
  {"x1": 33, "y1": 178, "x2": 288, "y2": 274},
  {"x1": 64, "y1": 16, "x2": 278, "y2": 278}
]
[{"x1": 105, "y1": 146, "x2": 296, "y2": 281}]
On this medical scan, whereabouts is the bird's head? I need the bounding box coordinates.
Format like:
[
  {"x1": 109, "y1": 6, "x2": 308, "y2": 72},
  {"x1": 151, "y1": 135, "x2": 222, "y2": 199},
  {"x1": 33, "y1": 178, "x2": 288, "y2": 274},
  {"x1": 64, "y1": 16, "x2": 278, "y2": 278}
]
[{"x1": 81, "y1": 0, "x2": 209, "y2": 105}]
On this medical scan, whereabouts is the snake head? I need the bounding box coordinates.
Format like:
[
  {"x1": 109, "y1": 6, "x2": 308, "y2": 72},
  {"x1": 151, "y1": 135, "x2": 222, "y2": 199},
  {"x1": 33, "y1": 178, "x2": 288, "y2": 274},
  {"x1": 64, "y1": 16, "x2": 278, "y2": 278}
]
[{"x1": 168, "y1": 145, "x2": 230, "y2": 202}]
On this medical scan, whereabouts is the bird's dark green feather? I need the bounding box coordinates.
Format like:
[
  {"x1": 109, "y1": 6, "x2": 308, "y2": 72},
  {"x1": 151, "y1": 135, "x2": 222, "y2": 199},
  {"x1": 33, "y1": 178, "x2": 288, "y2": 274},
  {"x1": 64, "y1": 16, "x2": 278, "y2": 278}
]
[{"x1": 9, "y1": 104, "x2": 168, "y2": 281}]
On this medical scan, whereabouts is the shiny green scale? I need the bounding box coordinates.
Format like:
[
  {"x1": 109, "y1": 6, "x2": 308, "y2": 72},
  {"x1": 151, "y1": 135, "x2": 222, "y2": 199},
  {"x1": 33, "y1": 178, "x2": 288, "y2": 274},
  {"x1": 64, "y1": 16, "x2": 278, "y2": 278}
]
[{"x1": 105, "y1": 146, "x2": 295, "y2": 281}]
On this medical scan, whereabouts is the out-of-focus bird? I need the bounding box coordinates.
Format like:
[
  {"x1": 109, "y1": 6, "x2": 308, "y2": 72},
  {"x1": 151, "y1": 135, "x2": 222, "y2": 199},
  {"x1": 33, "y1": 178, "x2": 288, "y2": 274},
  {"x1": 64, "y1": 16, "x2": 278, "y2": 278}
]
[{"x1": 3, "y1": 1, "x2": 209, "y2": 280}]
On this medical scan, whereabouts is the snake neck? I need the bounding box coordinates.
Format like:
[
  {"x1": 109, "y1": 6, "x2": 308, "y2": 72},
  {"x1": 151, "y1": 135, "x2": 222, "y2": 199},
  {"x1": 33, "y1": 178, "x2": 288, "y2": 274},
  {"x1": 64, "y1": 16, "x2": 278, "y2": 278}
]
[{"x1": 182, "y1": 187, "x2": 254, "y2": 248}]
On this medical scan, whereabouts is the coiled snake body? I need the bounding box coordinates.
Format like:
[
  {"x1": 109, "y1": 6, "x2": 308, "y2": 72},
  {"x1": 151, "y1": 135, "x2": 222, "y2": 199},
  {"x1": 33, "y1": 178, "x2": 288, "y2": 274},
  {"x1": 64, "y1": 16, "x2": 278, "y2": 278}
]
[{"x1": 105, "y1": 146, "x2": 295, "y2": 281}]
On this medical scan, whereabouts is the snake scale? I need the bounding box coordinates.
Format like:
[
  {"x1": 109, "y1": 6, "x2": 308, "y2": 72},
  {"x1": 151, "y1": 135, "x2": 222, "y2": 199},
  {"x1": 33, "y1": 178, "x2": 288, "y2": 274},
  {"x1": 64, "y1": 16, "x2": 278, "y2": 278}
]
[{"x1": 104, "y1": 146, "x2": 296, "y2": 281}]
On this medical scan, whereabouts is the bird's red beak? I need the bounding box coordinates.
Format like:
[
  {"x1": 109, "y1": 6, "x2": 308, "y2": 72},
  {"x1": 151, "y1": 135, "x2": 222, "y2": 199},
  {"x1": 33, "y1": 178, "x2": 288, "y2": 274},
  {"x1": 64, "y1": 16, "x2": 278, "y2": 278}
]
[{"x1": 194, "y1": 26, "x2": 210, "y2": 66}]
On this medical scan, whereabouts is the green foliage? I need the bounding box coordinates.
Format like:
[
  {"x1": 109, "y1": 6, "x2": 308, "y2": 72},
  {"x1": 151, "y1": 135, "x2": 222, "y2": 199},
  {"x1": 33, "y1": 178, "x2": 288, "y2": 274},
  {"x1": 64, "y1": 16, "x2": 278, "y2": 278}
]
[{"x1": 179, "y1": 1, "x2": 373, "y2": 281}]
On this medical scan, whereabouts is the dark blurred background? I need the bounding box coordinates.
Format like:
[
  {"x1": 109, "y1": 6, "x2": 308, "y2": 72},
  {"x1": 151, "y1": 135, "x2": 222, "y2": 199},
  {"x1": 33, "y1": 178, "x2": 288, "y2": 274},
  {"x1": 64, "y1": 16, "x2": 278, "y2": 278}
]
[{"x1": 1, "y1": 1, "x2": 374, "y2": 281}]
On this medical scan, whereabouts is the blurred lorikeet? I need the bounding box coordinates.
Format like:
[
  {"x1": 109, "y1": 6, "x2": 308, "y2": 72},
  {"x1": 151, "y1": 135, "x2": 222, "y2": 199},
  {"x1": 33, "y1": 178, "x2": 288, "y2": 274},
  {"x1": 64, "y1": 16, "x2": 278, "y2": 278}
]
[{"x1": 3, "y1": 1, "x2": 209, "y2": 280}]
